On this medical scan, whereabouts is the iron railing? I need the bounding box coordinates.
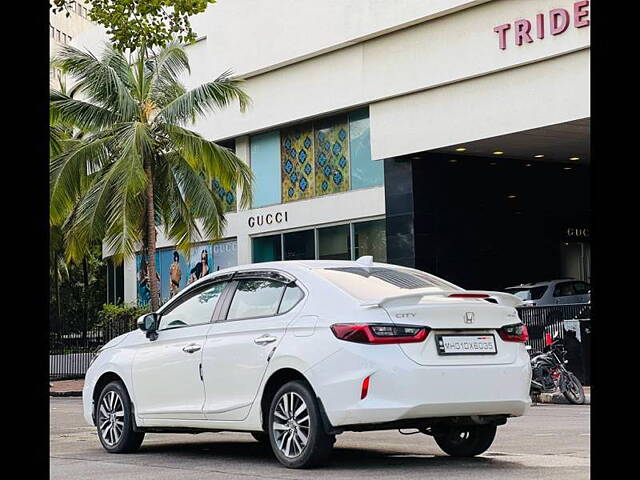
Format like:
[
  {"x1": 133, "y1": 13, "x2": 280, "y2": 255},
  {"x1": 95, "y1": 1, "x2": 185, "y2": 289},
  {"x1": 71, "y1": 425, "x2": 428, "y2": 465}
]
[{"x1": 49, "y1": 316, "x2": 137, "y2": 380}]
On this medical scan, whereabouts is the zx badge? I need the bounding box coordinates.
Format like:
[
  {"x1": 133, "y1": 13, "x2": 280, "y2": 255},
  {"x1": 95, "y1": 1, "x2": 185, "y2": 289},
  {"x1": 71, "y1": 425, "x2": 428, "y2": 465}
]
[{"x1": 396, "y1": 313, "x2": 416, "y2": 318}]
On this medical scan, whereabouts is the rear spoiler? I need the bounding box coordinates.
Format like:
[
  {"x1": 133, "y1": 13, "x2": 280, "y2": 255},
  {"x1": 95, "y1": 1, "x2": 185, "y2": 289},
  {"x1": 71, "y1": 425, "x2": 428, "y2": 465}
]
[{"x1": 361, "y1": 290, "x2": 523, "y2": 308}]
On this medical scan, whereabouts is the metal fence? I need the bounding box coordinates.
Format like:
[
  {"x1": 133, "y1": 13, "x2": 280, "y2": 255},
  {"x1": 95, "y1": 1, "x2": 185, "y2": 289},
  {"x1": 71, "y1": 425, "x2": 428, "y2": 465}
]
[
  {"x1": 517, "y1": 303, "x2": 590, "y2": 353},
  {"x1": 49, "y1": 317, "x2": 137, "y2": 380},
  {"x1": 517, "y1": 302, "x2": 591, "y2": 385}
]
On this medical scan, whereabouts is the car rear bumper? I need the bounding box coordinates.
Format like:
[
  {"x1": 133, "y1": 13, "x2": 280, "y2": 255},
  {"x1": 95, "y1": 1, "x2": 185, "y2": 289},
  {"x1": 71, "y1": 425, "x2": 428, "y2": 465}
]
[{"x1": 307, "y1": 343, "x2": 532, "y2": 427}]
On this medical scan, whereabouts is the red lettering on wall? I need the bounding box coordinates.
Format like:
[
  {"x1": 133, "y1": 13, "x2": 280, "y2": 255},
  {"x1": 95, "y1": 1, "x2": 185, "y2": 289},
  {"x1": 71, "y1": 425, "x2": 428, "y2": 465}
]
[
  {"x1": 514, "y1": 19, "x2": 533, "y2": 46},
  {"x1": 536, "y1": 13, "x2": 545, "y2": 39},
  {"x1": 493, "y1": 23, "x2": 511, "y2": 50},
  {"x1": 574, "y1": 0, "x2": 590, "y2": 28},
  {"x1": 494, "y1": 2, "x2": 589, "y2": 50},
  {"x1": 550, "y1": 8, "x2": 570, "y2": 35}
]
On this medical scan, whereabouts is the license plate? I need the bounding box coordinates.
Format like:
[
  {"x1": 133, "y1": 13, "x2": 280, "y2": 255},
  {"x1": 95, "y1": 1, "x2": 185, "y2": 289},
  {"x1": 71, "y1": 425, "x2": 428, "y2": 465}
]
[{"x1": 436, "y1": 334, "x2": 497, "y2": 355}]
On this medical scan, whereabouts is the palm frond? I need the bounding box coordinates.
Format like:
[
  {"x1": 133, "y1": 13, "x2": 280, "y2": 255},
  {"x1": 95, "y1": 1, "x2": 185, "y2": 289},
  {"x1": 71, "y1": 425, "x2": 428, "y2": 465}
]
[
  {"x1": 161, "y1": 124, "x2": 253, "y2": 209},
  {"x1": 157, "y1": 70, "x2": 250, "y2": 125},
  {"x1": 53, "y1": 44, "x2": 137, "y2": 120}
]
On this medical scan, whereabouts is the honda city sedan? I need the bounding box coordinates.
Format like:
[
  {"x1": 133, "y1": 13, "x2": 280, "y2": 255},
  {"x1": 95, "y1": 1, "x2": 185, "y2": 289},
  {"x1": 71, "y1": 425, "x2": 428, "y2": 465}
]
[{"x1": 83, "y1": 257, "x2": 531, "y2": 468}]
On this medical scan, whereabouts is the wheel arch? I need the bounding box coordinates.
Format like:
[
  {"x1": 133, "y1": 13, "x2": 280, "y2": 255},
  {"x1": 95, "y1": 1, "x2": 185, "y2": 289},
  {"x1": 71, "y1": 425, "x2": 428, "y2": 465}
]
[
  {"x1": 259, "y1": 368, "x2": 317, "y2": 432},
  {"x1": 92, "y1": 371, "x2": 132, "y2": 425}
]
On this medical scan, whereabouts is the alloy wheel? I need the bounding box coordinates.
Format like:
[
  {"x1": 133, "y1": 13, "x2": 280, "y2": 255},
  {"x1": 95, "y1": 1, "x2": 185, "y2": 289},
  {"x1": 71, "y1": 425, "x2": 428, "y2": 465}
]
[
  {"x1": 272, "y1": 391, "x2": 310, "y2": 458},
  {"x1": 98, "y1": 390, "x2": 125, "y2": 446}
]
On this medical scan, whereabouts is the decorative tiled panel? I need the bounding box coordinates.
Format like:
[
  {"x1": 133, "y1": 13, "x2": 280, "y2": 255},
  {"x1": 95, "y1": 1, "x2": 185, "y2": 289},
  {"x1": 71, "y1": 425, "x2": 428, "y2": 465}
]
[
  {"x1": 281, "y1": 124, "x2": 315, "y2": 203},
  {"x1": 212, "y1": 179, "x2": 237, "y2": 213},
  {"x1": 314, "y1": 116, "x2": 350, "y2": 196}
]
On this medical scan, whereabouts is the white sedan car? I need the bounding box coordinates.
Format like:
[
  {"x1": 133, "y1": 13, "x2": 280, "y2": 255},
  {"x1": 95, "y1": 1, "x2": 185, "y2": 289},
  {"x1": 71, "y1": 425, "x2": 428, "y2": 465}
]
[{"x1": 83, "y1": 257, "x2": 531, "y2": 468}]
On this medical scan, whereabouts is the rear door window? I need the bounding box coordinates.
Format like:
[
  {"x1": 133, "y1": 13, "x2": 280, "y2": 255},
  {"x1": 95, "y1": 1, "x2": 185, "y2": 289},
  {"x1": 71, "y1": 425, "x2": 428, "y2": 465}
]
[
  {"x1": 226, "y1": 279, "x2": 287, "y2": 320},
  {"x1": 553, "y1": 282, "x2": 575, "y2": 297}
]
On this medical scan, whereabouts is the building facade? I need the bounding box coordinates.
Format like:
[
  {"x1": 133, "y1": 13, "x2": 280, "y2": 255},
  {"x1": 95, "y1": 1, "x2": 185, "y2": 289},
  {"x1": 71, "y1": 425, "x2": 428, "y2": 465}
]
[{"x1": 73, "y1": 0, "x2": 590, "y2": 305}]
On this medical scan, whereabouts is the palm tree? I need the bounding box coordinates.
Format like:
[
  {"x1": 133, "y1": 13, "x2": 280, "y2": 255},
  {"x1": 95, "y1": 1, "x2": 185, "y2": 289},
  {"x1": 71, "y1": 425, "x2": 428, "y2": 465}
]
[{"x1": 50, "y1": 43, "x2": 253, "y2": 310}]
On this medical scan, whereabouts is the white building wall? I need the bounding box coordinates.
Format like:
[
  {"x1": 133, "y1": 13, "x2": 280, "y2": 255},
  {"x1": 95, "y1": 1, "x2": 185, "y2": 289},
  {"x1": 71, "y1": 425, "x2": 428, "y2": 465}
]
[
  {"x1": 370, "y1": 49, "x2": 590, "y2": 159},
  {"x1": 75, "y1": 0, "x2": 589, "y2": 304}
]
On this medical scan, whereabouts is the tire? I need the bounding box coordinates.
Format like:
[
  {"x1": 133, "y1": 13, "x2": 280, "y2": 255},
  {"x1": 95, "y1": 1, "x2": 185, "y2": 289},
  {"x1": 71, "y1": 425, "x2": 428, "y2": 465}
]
[
  {"x1": 251, "y1": 431, "x2": 268, "y2": 443},
  {"x1": 96, "y1": 381, "x2": 145, "y2": 453},
  {"x1": 434, "y1": 424, "x2": 497, "y2": 457},
  {"x1": 561, "y1": 372, "x2": 585, "y2": 405},
  {"x1": 267, "y1": 380, "x2": 335, "y2": 468}
]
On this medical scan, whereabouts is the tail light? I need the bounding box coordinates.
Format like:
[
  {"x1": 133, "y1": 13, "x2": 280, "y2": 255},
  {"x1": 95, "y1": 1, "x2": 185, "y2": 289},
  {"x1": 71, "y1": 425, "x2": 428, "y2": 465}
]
[
  {"x1": 330, "y1": 323, "x2": 429, "y2": 344},
  {"x1": 498, "y1": 323, "x2": 529, "y2": 343},
  {"x1": 361, "y1": 376, "x2": 371, "y2": 399},
  {"x1": 448, "y1": 293, "x2": 490, "y2": 299}
]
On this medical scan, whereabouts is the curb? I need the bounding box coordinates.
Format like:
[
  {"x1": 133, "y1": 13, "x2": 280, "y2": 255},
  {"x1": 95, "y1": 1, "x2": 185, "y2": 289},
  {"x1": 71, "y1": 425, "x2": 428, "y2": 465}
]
[
  {"x1": 50, "y1": 390, "x2": 82, "y2": 397},
  {"x1": 534, "y1": 391, "x2": 590, "y2": 405}
]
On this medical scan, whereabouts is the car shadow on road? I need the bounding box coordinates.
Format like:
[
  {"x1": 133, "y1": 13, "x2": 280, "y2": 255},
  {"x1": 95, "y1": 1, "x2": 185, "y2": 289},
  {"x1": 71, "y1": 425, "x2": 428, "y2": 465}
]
[{"x1": 136, "y1": 438, "x2": 517, "y2": 472}]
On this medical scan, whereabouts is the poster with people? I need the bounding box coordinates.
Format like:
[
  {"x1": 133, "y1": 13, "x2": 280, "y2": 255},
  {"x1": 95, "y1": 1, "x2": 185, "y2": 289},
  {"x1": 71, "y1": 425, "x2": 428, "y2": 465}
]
[
  {"x1": 136, "y1": 253, "x2": 160, "y2": 307},
  {"x1": 188, "y1": 245, "x2": 213, "y2": 285},
  {"x1": 136, "y1": 240, "x2": 238, "y2": 306}
]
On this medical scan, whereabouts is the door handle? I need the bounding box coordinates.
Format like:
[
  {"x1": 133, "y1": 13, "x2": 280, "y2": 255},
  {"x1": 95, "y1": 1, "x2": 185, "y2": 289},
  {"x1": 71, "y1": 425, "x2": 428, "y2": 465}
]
[
  {"x1": 182, "y1": 344, "x2": 201, "y2": 354},
  {"x1": 254, "y1": 334, "x2": 277, "y2": 346}
]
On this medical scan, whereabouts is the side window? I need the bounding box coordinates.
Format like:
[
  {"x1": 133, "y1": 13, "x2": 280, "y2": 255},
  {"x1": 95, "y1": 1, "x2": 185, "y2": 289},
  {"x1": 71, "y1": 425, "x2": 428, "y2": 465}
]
[
  {"x1": 553, "y1": 282, "x2": 575, "y2": 297},
  {"x1": 278, "y1": 285, "x2": 304, "y2": 314},
  {"x1": 227, "y1": 279, "x2": 286, "y2": 320},
  {"x1": 159, "y1": 282, "x2": 226, "y2": 330},
  {"x1": 573, "y1": 282, "x2": 590, "y2": 295}
]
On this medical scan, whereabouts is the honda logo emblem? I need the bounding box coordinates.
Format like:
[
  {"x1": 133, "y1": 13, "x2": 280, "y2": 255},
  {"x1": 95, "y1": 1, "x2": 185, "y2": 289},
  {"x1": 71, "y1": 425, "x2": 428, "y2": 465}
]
[{"x1": 464, "y1": 312, "x2": 475, "y2": 324}]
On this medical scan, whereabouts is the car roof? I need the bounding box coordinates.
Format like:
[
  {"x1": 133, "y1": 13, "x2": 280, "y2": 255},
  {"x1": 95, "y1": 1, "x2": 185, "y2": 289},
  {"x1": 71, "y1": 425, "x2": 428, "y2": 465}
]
[{"x1": 505, "y1": 278, "x2": 578, "y2": 289}]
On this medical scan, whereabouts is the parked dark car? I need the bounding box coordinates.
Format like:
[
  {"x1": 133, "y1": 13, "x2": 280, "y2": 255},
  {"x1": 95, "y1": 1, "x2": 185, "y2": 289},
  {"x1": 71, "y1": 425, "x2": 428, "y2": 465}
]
[{"x1": 505, "y1": 279, "x2": 590, "y2": 306}]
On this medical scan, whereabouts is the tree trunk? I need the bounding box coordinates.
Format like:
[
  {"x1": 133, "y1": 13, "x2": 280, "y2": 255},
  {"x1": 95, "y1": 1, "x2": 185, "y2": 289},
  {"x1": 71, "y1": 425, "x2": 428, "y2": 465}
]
[
  {"x1": 144, "y1": 157, "x2": 160, "y2": 311},
  {"x1": 82, "y1": 257, "x2": 89, "y2": 346}
]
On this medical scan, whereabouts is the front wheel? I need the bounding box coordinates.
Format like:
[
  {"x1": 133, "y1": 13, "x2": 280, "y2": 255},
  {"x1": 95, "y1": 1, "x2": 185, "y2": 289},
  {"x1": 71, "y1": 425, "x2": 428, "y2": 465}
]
[
  {"x1": 561, "y1": 371, "x2": 585, "y2": 404},
  {"x1": 268, "y1": 380, "x2": 335, "y2": 468},
  {"x1": 434, "y1": 424, "x2": 497, "y2": 457},
  {"x1": 96, "y1": 381, "x2": 145, "y2": 453}
]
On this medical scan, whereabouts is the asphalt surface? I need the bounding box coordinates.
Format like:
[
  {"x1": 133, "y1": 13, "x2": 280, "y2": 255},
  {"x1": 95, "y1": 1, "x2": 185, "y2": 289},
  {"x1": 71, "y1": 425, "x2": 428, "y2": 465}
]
[{"x1": 51, "y1": 398, "x2": 590, "y2": 479}]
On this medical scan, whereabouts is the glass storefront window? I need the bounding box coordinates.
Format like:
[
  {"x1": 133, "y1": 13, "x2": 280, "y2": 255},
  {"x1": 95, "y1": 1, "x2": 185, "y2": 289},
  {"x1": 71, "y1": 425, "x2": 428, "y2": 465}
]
[
  {"x1": 318, "y1": 224, "x2": 351, "y2": 260},
  {"x1": 314, "y1": 115, "x2": 350, "y2": 196},
  {"x1": 283, "y1": 229, "x2": 315, "y2": 260},
  {"x1": 253, "y1": 234, "x2": 282, "y2": 263},
  {"x1": 250, "y1": 131, "x2": 282, "y2": 208},
  {"x1": 349, "y1": 108, "x2": 383, "y2": 190},
  {"x1": 354, "y1": 219, "x2": 387, "y2": 262},
  {"x1": 281, "y1": 124, "x2": 315, "y2": 203}
]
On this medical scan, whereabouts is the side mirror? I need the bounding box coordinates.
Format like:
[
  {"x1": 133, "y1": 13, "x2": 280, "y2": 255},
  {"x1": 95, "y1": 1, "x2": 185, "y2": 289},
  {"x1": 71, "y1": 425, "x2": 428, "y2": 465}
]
[{"x1": 137, "y1": 313, "x2": 159, "y2": 340}]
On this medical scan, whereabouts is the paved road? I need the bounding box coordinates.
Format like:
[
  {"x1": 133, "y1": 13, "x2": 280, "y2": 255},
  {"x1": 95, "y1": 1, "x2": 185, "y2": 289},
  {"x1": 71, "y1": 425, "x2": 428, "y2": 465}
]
[{"x1": 51, "y1": 398, "x2": 589, "y2": 479}]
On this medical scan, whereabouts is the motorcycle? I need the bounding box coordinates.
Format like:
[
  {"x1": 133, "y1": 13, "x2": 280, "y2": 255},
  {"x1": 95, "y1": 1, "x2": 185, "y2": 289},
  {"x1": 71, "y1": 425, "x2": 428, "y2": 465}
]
[{"x1": 528, "y1": 335, "x2": 585, "y2": 405}]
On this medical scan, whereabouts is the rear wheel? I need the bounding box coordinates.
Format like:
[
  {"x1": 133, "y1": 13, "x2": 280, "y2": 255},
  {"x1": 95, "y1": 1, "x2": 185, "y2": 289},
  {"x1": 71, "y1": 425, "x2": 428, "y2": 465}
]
[
  {"x1": 96, "y1": 381, "x2": 144, "y2": 453},
  {"x1": 267, "y1": 380, "x2": 335, "y2": 468},
  {"x1": 434, "y1": 424, "x2": 496, "y2": 457}
]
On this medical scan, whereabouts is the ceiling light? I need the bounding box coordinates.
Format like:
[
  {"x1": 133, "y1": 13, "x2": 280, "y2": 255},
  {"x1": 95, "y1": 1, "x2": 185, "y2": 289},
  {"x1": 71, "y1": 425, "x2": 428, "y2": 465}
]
[
  {"x1": 489, "y1": 162, "x2": 497, "y2": 166},
  {"x1": 493, "y1": 151, "x2": 504, "y2": 155},
  {"x1": 569, "y1": 156, "x2": 580, "y2": 161},
  {"x1": 455, "y1": 147, "x2": 466, "y2": 152},
  {"x1": 411, "y1": 156, "x2": 421, "y2": 160},
  {"x1": 525, "y1": 163, "x2": 532, "y2": 167},
  {"x1": 449, "y1": 159, "x2": 458, "y2": 163},
  {"x1": 507, "y1": 194, "x2": 517, "y2": 199},
  {"x1": 533, "y1": 154, "x2": 545, "y2": 158},
  {"x1": 563, "y1": 167, "x2": 572, "y2": 170}
]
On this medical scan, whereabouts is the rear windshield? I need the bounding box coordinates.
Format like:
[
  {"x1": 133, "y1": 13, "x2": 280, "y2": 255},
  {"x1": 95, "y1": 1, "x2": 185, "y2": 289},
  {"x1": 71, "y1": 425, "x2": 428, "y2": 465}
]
[
  {"x1": 506, "y1": 286, "x2": 547, "y2": 301},
  {"x1": 314, "y1": 266, "x2": 456, "y2": 300}
]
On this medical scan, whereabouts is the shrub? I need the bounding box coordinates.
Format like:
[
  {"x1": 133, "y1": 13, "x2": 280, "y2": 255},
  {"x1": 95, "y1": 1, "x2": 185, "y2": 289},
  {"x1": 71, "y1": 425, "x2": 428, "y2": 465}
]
[{"x1": 96, "y1": 303, "x2": 150, "y2": 335}]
